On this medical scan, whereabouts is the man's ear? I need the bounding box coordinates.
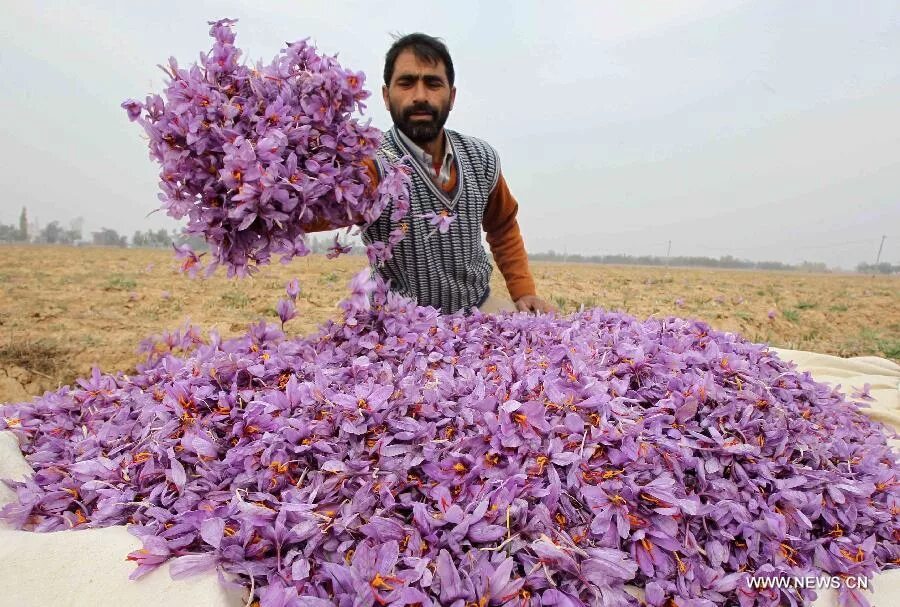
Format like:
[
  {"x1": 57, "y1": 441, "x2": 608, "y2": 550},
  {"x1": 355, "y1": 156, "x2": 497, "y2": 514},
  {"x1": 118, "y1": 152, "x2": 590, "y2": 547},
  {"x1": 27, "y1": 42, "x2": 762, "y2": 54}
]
[
  {"x1": 382, "y1": 85, "x2": 390, "y2": 111},
  {"x1": 449, "y1": 86, "x2": 456, "y2": 111}
]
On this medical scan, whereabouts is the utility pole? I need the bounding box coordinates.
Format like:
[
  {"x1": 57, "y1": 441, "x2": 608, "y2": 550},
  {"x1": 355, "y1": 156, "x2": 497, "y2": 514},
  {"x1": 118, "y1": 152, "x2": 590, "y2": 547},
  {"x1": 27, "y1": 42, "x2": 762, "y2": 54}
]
[
  {"x1": 666, "y1": 240, "x2": 672, "y2": 266},
  {"x1": 875, "y1": 235, "x2": 886, "y2": 265}
]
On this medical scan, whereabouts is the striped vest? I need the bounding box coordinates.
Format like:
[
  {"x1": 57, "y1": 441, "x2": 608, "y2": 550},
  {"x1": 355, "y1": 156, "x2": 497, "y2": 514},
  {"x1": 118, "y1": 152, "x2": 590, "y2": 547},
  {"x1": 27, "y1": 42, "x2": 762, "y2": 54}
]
[{"x1": 362, "y1": 127, "x2": 501, "y2": 314}]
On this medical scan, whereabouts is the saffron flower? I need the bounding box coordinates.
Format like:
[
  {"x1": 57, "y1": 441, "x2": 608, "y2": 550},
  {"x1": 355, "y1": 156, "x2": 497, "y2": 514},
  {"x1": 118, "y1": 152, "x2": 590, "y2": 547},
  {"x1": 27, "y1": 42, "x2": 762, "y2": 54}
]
[
  {"x1": 275, "y1": 298, "x2": 297, "y2": 328},
  {"x1": 417, "y1": 210, "x2": 455, "y2": 239},
  {"x1": 285, "y1": 279, "x2": 301, "y2": 301}
]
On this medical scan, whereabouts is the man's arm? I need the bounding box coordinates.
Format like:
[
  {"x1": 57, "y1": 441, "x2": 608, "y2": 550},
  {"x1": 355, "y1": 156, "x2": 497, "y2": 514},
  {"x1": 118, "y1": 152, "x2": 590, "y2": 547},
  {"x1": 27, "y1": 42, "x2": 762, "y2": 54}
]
[
  {"x1": 301, "y1": 216, "x2": 343, "y2": 233},
  {"x1": 482, "y1": 172, "x2": 554, "y2": 313}
]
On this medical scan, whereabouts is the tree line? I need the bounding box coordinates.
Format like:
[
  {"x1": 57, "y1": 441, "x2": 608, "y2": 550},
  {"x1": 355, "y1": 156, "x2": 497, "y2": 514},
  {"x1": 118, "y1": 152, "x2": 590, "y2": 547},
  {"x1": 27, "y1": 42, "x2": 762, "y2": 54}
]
[
  {"x1": 528, "y1": 251, "x2": 897, "y2": 274},
  {"x1": 856, "y1": 262, "x2": 900, "y2": 275},
  {"x1": 0, "y1": 206, "x2": 337, "y2": 253},
  {"x1": 0, "y1": 207, "x2": 123, "y2": 246}
]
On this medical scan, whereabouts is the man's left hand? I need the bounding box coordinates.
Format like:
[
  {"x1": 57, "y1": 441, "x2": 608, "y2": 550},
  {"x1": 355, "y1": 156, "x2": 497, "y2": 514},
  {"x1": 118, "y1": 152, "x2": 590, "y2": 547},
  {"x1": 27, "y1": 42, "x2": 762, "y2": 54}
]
[{"x1": 515, "y1": 295, "x2": 556, "y2": 314}]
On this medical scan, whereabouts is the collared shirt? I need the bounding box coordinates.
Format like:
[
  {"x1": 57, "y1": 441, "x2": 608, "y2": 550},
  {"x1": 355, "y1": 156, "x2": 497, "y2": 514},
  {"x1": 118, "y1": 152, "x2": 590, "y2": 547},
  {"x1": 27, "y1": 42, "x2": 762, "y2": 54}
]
[{"x1": 394, "y1": 127, "x2": 455, "y2": 189}]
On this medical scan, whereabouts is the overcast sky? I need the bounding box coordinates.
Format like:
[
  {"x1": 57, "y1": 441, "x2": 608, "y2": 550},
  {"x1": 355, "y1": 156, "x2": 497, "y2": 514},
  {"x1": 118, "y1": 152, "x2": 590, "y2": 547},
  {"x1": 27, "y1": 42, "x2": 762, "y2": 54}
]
[{"x1": 2, "y1": 0, "x2": 898, "y2": 269}]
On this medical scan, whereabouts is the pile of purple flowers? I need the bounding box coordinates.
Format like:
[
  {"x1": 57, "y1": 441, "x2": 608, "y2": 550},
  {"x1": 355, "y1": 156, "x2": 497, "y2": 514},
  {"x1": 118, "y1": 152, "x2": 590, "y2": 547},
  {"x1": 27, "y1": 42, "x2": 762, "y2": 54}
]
[
  {"x1": 122, "y1": 19, "x2": 410, "y2": 277},
  {"x1": 2, "y1": 282, "x2": 897, "y2": 607}
]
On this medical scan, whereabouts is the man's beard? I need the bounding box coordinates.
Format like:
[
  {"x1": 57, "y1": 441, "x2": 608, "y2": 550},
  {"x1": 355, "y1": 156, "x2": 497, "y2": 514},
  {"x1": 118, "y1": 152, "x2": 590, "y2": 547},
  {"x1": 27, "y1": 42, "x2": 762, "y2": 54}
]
[{"x1": 390, "y1": 101, "x2": 450, "y2": 145}]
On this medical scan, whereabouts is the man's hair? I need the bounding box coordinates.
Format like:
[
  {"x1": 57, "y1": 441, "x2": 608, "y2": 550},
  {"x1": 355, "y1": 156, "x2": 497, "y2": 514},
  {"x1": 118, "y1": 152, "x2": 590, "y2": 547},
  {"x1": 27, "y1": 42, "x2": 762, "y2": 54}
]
[{"x1": 383, "y1": 33, "x2": 455, "y2": 87}]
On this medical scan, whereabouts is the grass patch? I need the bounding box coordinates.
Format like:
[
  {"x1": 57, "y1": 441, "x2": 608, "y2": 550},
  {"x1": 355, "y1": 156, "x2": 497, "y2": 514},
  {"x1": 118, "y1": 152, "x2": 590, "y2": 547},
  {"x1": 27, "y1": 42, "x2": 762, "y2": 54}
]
[
  {"x1": 843, "y1": 329, "x2": 900, "y2": 361},
  {"x1": 550, "y1": 295, "x2": 569, "y2": 311},
  {"x1": 0, "y1": 336, "x2": 69, "y2": 380},
  {"x1": 859, "y1": 328, "x2": 880, "y2": 341},
  {"x1": 782, "y1": 309, "x2": 800, "y2": 323},
  {"x1": 320, "y1": 272, "x2": 339, "y2": 284},
  {"x1": 795, "y1": 301, "x2": 817, "y2": 310},
  {"x1": 104, "y1": 275, "x2": 137, "y2": 291},
  {"x1": 79, "y1": 334, "x2": 102, "y2": 348},
  {"x1": 875, "y1": 336, "x2": 900, "y2": 359},
  {"x1": 220, "y1": 291, "x2": 250, "y2": 308},
  {"x1": 734, "y1": 311, "x2": 754, "y2": 321},
  {"x1": 828, "y1": 304, "x2": 849, "y2": 313},
  {"x1": 875, "y1": 339, "x2": 900, "y2": 360}
]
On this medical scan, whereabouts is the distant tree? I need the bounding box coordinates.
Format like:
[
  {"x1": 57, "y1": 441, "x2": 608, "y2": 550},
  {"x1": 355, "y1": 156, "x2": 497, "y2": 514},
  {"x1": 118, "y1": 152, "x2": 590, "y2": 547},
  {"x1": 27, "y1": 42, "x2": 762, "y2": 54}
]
[
  {"x1": 857, "y1": 262, "x2": 898, "y2": 275},
  {"x1": 0, "y1": 211, "x2": 29, "y2": 243},
  {"x1": 60, "y1": 228, "x2": 79, "y2": 244},
  {"x1": 0, "y1": 224, "x2": 20, "y2": 242},
  {"x1": 131, "y1": 228, "x2": 178, "y2": 248},
  {"x1": 18, "y1": 207, "x2": 28, "y2": 241},
  {"x1": 39, "y1": 221, "x2": 64, "y2": 244},
  {"x1": 67, "y1": 217, "x2": 84, "y2": 243},
  {"x1": 128, "y1": 228, "x2": 210, "y2": 250},
  {"x1": 154, "y1": 229, "x2": 175, "y2": 247},
  {"x1": 92, "y1": 227, "x2": 128, "y2": 247},
  {"x1": 798, "y1": 261, "x2": 828, "y2": 273}
]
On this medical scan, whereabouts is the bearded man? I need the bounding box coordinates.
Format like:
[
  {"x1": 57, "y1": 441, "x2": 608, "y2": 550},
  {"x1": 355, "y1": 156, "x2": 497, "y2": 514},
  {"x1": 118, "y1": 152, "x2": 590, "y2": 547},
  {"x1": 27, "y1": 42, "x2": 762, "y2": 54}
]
[{"x1": 308, "y1": 33, "x2": 552, "y2": 315}]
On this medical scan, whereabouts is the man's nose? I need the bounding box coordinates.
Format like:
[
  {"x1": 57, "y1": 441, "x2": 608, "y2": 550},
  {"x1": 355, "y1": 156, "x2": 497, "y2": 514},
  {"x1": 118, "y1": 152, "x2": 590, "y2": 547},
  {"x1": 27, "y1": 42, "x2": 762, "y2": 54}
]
[{"x1": 411, "y1": 81, "x2": 429, "y2": 103}]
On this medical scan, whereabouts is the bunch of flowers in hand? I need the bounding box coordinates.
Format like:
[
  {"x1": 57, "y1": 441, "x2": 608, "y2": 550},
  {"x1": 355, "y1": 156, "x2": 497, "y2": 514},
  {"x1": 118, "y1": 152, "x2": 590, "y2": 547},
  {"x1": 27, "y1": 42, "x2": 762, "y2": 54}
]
[{"x1": 122, "y1": 18, "x2": 410, "y2": 277}]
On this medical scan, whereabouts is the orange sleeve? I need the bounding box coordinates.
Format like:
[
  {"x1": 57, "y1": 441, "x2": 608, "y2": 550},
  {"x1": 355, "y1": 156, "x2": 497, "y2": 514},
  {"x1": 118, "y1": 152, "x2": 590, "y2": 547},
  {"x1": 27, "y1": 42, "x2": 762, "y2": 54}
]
[
  {"x1": 300, "y1": 157, "x2": 381, "y2": 233},
  {"x1": 482, "y1": 172, "x2": 537, "y2": 301}
]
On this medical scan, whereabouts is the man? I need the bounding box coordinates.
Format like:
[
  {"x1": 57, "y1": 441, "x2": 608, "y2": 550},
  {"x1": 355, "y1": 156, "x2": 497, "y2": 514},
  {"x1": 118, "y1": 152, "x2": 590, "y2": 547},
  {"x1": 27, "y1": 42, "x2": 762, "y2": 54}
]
[{"x1": 309, "y1": 33, "x2": 553, "y2": 315}]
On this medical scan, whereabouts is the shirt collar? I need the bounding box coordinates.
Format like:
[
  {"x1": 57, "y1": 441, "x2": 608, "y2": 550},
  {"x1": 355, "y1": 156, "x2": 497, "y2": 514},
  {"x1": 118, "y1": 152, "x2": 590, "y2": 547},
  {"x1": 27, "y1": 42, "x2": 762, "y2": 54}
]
[{"x1": 394, "y1": 127, "x2": 454, "y2": 177}]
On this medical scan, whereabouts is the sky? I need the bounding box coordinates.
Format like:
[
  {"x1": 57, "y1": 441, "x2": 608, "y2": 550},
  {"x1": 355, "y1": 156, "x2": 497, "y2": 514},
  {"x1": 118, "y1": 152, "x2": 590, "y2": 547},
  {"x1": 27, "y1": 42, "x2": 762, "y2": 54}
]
[{"x1": 1, "y1": 0, "x2": 898, "y2": 269}]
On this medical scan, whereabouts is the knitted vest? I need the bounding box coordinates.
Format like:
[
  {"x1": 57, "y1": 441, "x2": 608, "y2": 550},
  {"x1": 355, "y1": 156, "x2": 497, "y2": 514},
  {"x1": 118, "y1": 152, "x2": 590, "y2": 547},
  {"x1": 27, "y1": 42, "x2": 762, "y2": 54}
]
[{"x1": 362, "y1": 127, "x2": 501, "y2": 314}]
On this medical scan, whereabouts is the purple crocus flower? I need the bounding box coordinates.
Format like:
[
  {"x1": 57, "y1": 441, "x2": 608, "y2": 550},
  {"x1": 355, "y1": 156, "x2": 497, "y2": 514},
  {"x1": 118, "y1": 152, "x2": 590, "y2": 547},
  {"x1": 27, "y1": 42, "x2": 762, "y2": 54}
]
[
  {"x1": 850, "y1": 383, "x2": 874, "y2": 401},
  {"x1": 276, "y1": 298, "x2": 297, "y2": 328},
  {"x1": 344, "y1": 268, "x2": 376, "y2": 313},
  {"x1": 172, "y1": 243, "x2": 203, "y2": 277},
  {"x1": 326, "y1": 235, "x2": 353, "y2": 259},
  {"x1": 417, "y1": 210, "x2": 455, "y2": 239},
  {"x1": 121, "y1": 99, "x2": 143, "y2": 122},
  {"x1": 286, "y1": 278, "x2": 301, "y2": 301},
  {"x1": 126, "y1": 536, "x2": 172, "y2": 580}
]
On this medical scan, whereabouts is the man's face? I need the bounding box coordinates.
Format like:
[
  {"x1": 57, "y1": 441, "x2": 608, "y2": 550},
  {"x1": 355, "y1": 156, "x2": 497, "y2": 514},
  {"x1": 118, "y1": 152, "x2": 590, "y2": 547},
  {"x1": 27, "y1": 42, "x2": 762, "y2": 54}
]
[{"x1": 383, "y1": 49, "x2": 456, "y2": 145}]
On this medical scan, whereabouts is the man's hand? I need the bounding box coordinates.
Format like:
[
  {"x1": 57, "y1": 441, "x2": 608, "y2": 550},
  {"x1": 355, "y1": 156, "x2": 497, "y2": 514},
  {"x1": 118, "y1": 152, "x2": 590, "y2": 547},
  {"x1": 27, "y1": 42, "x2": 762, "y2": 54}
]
[{"x1": 514, "y1": 295, "x2": 556, "y2": 314}]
